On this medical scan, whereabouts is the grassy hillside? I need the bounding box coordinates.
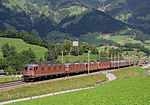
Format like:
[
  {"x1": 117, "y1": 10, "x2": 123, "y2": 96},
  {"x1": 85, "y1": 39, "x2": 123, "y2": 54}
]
[
  {"x1": 99, "y1": 35, "x2": 142, "y2": 45},
  {"x1": 122, "y1": 50, "x2": 145, "y2": 55},
  {"x1": 0, "y1": 37, "x2": 48, "y2": 60},
  {"x1": 79, "y1": 32, "x2": 119, "y2": 45}
]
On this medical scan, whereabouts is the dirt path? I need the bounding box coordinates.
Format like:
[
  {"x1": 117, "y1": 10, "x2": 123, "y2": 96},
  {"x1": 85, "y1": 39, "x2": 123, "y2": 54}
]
[
  {"x1": 106, "y1": 73, "x2": 118, "y2": 81},
  {"x1": 101, "y1": 71, "x2": 118, "y2": 81},
  {"x1": 147, "y1": 70, "x2": 150, "y2": 75}
]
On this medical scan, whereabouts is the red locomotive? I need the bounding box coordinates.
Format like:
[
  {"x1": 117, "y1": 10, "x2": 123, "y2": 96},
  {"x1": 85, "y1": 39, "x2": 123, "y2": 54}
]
[{"x1": 23, "y1": 60, "x2": 135, "y2": 81}]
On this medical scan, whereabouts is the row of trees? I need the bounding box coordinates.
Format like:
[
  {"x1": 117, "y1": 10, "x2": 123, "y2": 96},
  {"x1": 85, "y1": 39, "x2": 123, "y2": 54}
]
[
  {"x1": 45, "y1": 40, "x2": 121, "y2": 62},
  {"x1": 125, "y1": 43, "x2": 150, "y2": 55},
  {"x1": 0, "y1": 43, "x2": 36, "y2": 74},
  {"x1": 45, "y1": 40, "x2": 92, "y2": 62}
]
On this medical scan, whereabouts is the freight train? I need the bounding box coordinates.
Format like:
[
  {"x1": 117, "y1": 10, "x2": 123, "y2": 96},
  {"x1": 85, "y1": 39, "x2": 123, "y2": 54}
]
[{"x1": 23, "y1": 60, "x2": 136, "y2": 81}]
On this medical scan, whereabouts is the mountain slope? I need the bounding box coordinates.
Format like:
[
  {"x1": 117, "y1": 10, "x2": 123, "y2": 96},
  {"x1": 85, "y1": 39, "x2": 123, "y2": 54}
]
[
  {"x1": 60, "y1": 9, "x2": 125, "y2": 36},
  {"x1": 98, "y1": 0, "x2": 150, "y2": 34},
  {"x1": 0, "y1": 0, "x2": 126, "y2": 41}
]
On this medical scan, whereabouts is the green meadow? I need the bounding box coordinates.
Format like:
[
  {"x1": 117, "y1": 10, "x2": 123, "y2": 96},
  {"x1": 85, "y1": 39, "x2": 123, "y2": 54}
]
[
  {"x1": 108, "y1": 35, "x2": 142, "y2": 45},
  {"x1": 0, "y1": 74, "x2": 107, "y2": 102},
  {"x1": 111, "y1": 67, "x2": 140, "y2": 78},
  {"x1": 99, "y1": 35, "x2": 142, "y2": 45},
  {"x1": 8, "y1": 76, "x2": 150, "y2": 105}
]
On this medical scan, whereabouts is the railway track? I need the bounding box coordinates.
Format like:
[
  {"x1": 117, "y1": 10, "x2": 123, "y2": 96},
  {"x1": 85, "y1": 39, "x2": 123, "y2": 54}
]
[{"x1": 0, "y1": 80, "x2": 27, "y2": 92}]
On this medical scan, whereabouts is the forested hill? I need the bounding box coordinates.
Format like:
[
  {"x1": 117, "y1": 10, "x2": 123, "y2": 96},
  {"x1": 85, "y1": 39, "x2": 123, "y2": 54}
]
[
  {"x1": 98, "y1": 0, "x2": 150, "y2": 35},
  {"x1": 0, "y1": 0, "x2": 126, "y2": 39},
  {"x1": 58, "y1": 9, "x2": 125, "y2": 36}
]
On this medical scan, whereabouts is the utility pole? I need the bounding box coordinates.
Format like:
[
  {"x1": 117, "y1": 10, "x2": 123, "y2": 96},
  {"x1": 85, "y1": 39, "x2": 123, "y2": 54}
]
[
  {"x1": 88, "y1": 50, "x2": 90, "y2": 74},
  {"x1": 62, "y1": 51, "x2": 63, "y2": 63},
  {"x1": 111, "y1": 54, "x2": 112, "y2": 61},
  {"x1": 118, "y1": 52, "x2": 120, "y2": 68},
  {"x1": 99, "y1": 51, "x2": 100, "y2": 61},
  {"x1": 129, "y1": 58, "x2": 131, "y2": 67}
]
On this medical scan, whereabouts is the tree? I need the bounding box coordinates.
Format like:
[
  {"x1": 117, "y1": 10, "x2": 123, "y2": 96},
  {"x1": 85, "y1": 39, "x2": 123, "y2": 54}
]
[
  {"x1": 28, "y1": 48, "x2": 36, "y2": 63},
  {"x1": 55, "y1": 43, "x2": 62, "y2": 55},
  {"x1": 104, "y1": 47, "x2": 108, "y2": 51},
  {"x1": 5, "y1": 66, "x2": 16, "y2": 75},
  {"x1": 79, "y1": 46, "x2": 84, "y2": 55},
  {"x1": 2, "y1": 43, "x2": 10, "y2": 57},
  {"x1": 0, "y1": 58, "x2": 8, "y2": 70},
  {"x1": 39, "y1": 58, "x2": 43, "y2": 62},
  {"x1": 100, "y1": 50, "x2": 109, "y2": 61},
  {"x1": 45, "y1": 50, "x2": 57, "y2": 62},
  {"x1": 91, "y1": 46, "x2": 98, "y2": 54},
  {"x1": 9, "y1": 45, "x2": 17, "y2": 56},
  {"x1": 109, "y1": 47, "x2": 117, "y2": 56},
  {"x1": 62, "y1": 40, "x2": 72, "y2": 54},
  {"x1": 21, "y1": 48, "x2": 36, "y2": 63},
  {"x1": 71, "y1": 46, "x2": 79, "y2": 56},
  {"x1": 2, "y1": 43, "x2": 17, "y2": 58},
  {"x1": 82, "y1": 42, "x2": 90, "y2": 53}
]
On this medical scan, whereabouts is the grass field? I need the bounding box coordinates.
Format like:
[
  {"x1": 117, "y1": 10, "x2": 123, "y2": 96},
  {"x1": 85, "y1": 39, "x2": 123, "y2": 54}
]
[
  {"x1": 111, "y1": 66, "x2": 148, "y2": 79},
  {"x1": 144, "y1": 40, "x2": 150, "y2": 44},
  {"x1": 123, "y1": 56, "x2": 150, "y2": 60},
  {"x1": 99, "y1": 35, "x2": 142, "y2": 45},
  {"x1": 60, "y1": 6, "x2": 87, "y2": 16},
  {"x1": 122, "y1": 50, "x2": 145, "y2": 55},
  {"x1": 133, "y1": 66, "x2": 149, "y2": 75},
  {"x1": 0, "y1": 74, "x2": 107, "y2": 102},
  {"x1": 145, "y1": 44, "x2": 150, "y2": 50},
  {"x1": 0, "y1": 37, "x2": 48, "y2": 60},
  {"x1": 116, "y1": 13, "x2": 132, "y2": 21},
  {"x1": 107, "y1": 35, "x2": 142, "y2": 45},
  {"x1": 8, "y1": 76, "x2": 150, "y2": 105},
  {"x1": 111, "y1": 67, "x2": 140, "y2": 78},
  {"x1": 0, "y1": 76, "x2": 22, "y2": 83}
]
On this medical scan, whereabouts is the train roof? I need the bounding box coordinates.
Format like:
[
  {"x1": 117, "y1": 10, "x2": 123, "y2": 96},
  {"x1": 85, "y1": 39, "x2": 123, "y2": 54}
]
[
  {"x1": 110, "y1": 60, "x2": 126, "y2": 62},
  {"x1": 110, "y1": 60, "x2": 135, "y2": 62},
  {"x1": 24, "y1": 61, "x2": 111, "y2": 67}
]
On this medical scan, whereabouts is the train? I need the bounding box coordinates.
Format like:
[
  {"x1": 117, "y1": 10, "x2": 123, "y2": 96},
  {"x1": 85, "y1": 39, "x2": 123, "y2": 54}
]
[{"x1": 23, "y1": 60, "x2": 136, "y2": 81}]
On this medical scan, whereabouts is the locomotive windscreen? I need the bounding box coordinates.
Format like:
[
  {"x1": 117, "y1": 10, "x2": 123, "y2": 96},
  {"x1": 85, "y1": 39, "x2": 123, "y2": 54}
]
[
  {"x1": 24, "y1": 67, "x2": 28, "y2": 71},
  {"x1": 29, "y1": 67, "x2": 34, "y2": 71}
]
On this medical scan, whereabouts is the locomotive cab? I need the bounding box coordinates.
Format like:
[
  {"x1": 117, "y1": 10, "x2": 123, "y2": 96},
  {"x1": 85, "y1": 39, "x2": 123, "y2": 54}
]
[
  {"x1": 84, "y1": 63, "x2": 87, "y2": 70},
  {"x1": 23, "y1": 64, "x2": 38, "y2": 81},
  {"x1": 65, "y1": 63, "x2": 71, "y2": 72}
]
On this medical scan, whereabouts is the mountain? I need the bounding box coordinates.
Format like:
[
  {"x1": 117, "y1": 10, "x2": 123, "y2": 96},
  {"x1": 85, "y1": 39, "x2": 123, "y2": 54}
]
[
  {"x1": 0, "y1": 0, "x2": 126, "y2": 42},
  {"x1": 98, "y1": 0, "x2": 150, "y2": 34}
]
